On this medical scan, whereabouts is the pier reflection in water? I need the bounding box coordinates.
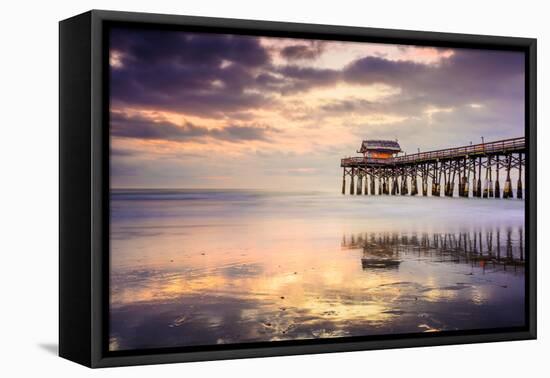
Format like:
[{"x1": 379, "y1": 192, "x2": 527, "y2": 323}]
[{"x1": 343, "y1": 228, "x2": 525, "y2": 272}]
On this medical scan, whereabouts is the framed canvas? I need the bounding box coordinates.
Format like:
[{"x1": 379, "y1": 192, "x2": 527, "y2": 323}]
[{"x1": 59, "y1": 10, "x2": 537, "y2": 368}]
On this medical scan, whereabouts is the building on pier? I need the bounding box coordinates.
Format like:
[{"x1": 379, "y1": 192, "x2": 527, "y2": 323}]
[{"x1": 358, "y1": 140, "x2": 402, "y2": 159}]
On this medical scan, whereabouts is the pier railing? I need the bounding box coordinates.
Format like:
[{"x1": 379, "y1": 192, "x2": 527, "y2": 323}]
[
  {"x1": 341, "y1": 157, "x2": 390, "y2": 166},
  {"x1": 341, "y1": 137, "x2": 525, "y2": 167},
  {"x1": 394, "y1": 137, "x2": 525, "y2": 164}
]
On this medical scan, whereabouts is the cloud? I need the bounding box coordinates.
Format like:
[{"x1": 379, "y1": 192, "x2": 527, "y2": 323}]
[
  {"x1": 110, "y1": 147, "x2": 136, "y2": 156},
  {"x1": 344, "y1": 56, "x2": 428, "y2": 85},
  {"x1": 280, "y1": 42, "x2": 324, "y2": 61},
  {"x1": 110, "y1": 28, "x2": 274, "y2": 116},
  {"x1": 306, "y1": 50, "x2": 524, "y2": 135},
  {"x1": 275, "y1": 65, "x2": 340, "y2": 92},
  {"x1": 342, "y1": 50, "x2": 524, "y2": 106},
  {"x1": 111, "y1": 111, "x2": 279, "y2": 143},
  {"x1": 111, "y1": 28, "x2": 524, "y2": 124},
  {"x1": 111, "y1": 29, "x2": 270, "y2": 67},
  {"x1": 319, "y1": 98, "x2": 375, "y2": 113}
]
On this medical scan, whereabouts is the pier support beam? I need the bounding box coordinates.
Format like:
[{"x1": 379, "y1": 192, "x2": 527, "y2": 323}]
[
  {"x1": 341, "y1": 170, "x2": 346, "y2": 195},
  {"x1": 432, "y1": 162, "x2": 440, "y2": 197},
  {"x1": 476, "y1": 157, "x2": 482, "y2": 198},
  {"x1": 495, "y1": 156, "x2": 500, "y2": 198},
  {"x1": 444, "y1": 167, "x2": 454, "y2": 197},
  {"x1": 517, "y1": 154, "x2": 523, "y2": 199},
  {"x1": 503, "y1": 155, "x2": 512, "y2": 199},
  {"x1": 370, "y1": 175, "x2": 375, "y2": 195},
  {"x1": 432, "y1": 181, "x2": 440, "y2": 197},
  {"x1": 443, "y1": 167, "x2": 451, "y2": 197},
  {"x1": 449, "y1": 166, "x2": 456, "y2": 197},
  {"x1": 472, "y1": 157, "x2": 477, "y2": 197},
  {"x1": 460, "y1": 176, "x2": 468, "y2": 197},
  {"x1": 488, "y1": 157, "x2": 494, "y2": 197},
  {"x1": 483, "y1": 157, "x2": 488, "y2": 198},
  {"x1": 397, "y1": 176, "x2": 401, "y2": 195},
  {"x1": 356, "y1": 174, "x2": 362, "y2": 195},
  {"x1": 401, "y1": 175, "x2": 408, "y2": 195},
  {"x1": 422, "y1": 177, "x2": 428, "y2": 196},
  {"x1": 350, "y1": 168, "x2": 355, "y2": 195},
  {"x1": 411, "y1": 175, "x2": 418, "y2": 196},
  {"x1": 483, "y1": 156, "x2": 492, "y2": 198},
  {"x1": 460, "y1": 158, "x2": 468, "y2": 197}
]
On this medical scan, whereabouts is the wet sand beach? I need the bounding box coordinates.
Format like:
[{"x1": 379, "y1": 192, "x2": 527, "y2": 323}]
[{"x1": 109, "y1": 190, "x2": 525, "y2": 351}]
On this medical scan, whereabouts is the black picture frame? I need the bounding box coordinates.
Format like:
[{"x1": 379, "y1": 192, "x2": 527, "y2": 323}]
[{"x1": 59, "y1": 9, "x2": 537, "y2": 368}]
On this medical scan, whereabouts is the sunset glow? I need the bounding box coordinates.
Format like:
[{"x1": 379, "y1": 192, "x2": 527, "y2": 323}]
[{"x1": 110, "y1": 29, "x2": 524, "y2": 190}]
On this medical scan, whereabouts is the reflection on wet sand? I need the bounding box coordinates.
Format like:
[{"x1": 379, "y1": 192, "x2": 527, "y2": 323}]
[
  {"x1": 343, "y1": 229, "x2": 525, "y2": 272},
  {"x1": 110, "y1": 224, "x2": 525, "y2": 351}
]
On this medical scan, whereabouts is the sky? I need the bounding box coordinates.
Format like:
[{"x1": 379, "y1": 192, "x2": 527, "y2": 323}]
[{"x1": 109, "y1": 28, "x2": 525, "y2": 190}]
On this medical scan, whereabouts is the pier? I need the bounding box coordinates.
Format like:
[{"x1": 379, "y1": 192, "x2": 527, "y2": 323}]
[{"x1": 340, "y1": 137, "x2": 525, "y2": 198}]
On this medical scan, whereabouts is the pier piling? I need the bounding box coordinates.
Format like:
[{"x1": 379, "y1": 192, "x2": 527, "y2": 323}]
[
  {"x1": 411, "y1": 174, "x2": 418, "y2": 196},
  {"x1": 517, "y1": 154, "x2": 523, "y2": 199},
  {"x1": 495, "y1": 156, "x2": 500, "y2": 198},
  {"x1": 476, "y1": 157, "x2": 482, "y2": 198},
  {"x1": 449, "y1": 165, "x2": 456, "y2": 197},
  {"x1": 488, "y1": 157, "x2": 494, "y2": 197},
  {"x1": 391, "y1": 177, "x2": 398, "y2": 195},
  {"x1": 503, "y1": 155, "x2": 513, "y2": 199},
  {"x1": 401, "y1": 175, "x2": 408, "y2": 195},
  {"x1": 350, "y1": 168, "x2": 355, "y2": 195},
  {"x1": 341, "y1": 171, "x2": 346, "y2": 195},
  {"x1": 483, "y1": 157, "x2": 489, "y2": 198},
  {"x1": 422, "y1": 178, "x2": 428, "y2": 196}
]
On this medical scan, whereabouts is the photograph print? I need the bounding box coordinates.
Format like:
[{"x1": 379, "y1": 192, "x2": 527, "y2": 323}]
[{"x1": 108, "y1": 25, "x2": 527, "y2": 352}]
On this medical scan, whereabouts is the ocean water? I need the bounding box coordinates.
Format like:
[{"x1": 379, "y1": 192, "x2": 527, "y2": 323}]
[{"x1": 109, "y1": 189, "x2": 526, "y2": 351}]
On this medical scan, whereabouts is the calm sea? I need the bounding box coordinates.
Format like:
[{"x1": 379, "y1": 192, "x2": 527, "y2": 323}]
[{"x1": 109, "y1": 189, "x2": 525, "y2": 351}]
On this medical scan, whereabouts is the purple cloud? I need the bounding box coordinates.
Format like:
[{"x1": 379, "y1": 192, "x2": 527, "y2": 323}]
[
  {"x1": 111, "y1": 111, "x2": 279, "y2": 143},
  {"x1": 109, "y1": 28, "x2": 524, "y2": 138},
  {"x1": 280, "y1": 43, "x2": 324, "y2": 60}
]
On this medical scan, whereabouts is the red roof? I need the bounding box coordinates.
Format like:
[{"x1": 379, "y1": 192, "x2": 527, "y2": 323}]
[{"x1": 359, "y1": 140, "x2": 401, "y2": 153}]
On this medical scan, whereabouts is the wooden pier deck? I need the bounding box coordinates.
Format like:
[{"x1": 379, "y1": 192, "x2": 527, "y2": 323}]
[{"x1": 340, "y1": 137, "x2": 526, "y2": 198}]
